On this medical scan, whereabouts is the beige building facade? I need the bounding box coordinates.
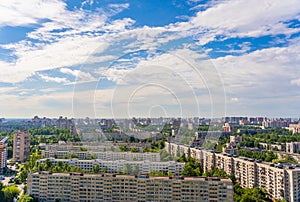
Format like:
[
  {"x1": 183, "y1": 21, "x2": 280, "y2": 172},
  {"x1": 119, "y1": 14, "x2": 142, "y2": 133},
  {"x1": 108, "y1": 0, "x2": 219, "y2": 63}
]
[
  {"x1": 27, "y1": 172, "x2": 234, "y2": 202},
  {"x1": 13, "y1": 131, "x2": 30, "y2": 162}
]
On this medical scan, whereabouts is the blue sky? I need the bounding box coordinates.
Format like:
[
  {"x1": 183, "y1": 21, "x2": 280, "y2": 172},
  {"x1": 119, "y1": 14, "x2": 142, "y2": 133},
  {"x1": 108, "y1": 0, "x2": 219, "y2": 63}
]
[{"x1": 0, "y1": 0, "x2": 299, "y2": 118}]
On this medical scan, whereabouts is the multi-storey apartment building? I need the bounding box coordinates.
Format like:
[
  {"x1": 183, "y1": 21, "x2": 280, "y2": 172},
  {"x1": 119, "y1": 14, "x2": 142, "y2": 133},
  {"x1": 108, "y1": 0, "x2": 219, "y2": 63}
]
[
  {"x1": 215, "y1": 153, "x2": 233, "y2": 175},
  {"x1": 13, "y1": 131, "x2": 30, "y2": 162},
  {"x1": 233, "y1": 157, "x2": 256, "y2": 188},
  {"x1": 0, "y1": 136, "x2": 8, "y2": 174},
  {"x1": 27, "y1": 172, "x2": 234, "y2": 202},
  {"x1": 286, "y1": 142, "x2": 300, "y2": 153},
  {"x1": 44, "y1": 141, "x2": 150, "y2": 152},
  {"x1": 165, "y1": 141, "x2": 300, "y2": 201},
  {"x1": 42, "y1": 150, "x2": 160, "y2": 162},
  {"x1": 286, "y1": 168, "x2": 300, "y2": 202},
  {"x1": 37, "y1": 158, "x2": 185, "y2": 175}
]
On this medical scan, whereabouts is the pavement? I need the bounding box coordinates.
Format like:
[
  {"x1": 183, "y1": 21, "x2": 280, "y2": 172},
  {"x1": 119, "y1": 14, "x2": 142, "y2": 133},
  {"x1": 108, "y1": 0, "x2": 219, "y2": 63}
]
[{"x1": 1, "y1": 161, "x2": 24, "y2": 201}]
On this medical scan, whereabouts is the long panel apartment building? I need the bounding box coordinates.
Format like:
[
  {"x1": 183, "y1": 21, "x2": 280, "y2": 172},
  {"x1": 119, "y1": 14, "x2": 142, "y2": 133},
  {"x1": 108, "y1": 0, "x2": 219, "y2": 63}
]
[
  {"x1": 165, "y1": 142, "x2": 300, "y2": 202},
  {"x1": 27, "y1": 171, "x2": 234, "y2": 202},
  {"x1": 37, "y1": 158, "x2": 185, "y2": 175},
  {"x1": 42, "y1": 150, "x2": 160, "y2": 162}
]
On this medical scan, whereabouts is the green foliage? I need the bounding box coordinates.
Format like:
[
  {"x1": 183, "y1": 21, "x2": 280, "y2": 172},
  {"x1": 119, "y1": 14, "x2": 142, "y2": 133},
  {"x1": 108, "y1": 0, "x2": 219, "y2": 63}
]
[
  {"x1": 239, "y1": 128, "x2": 296, "y2": 149},
  {"x1": 130, "y1": 147, "x2": 138, "y2": 152},
  {"x1": 92, "y1": 165, "x2": 100, "y2": 173},
  {"x1": 118, "y1": 146, "x2": 129, "y2": 152},
  {"x1": 18, "y1": 194, "x2": 34, "y2": 202},
  {"x1": 133, "y1": 165, "x2": 140, "y2": 175},
  {"x1": 178, "y1": 154, "x2": 187, "y2": 163},
  {"x1": 272, "y1": 154, "x2": 297, "y2": 164},
  {"x1": 181, "y1": 157, "x2": 202, "y2": 176},
  {"x1": 149, "y1": 169, "x2": 167, "y2": 177},
  {"x1": 123, "y1": 164, "x2": 132, "y2": 174},
  {"x1": 70, "y1": 153, "x2": 78, "y2": 158},
  {"x1": 26, "y1": 126, "x2": 80, "y2": 145},
  {"x1": 14, "y1": 170, "x2": 28, "y2": 184},
  {"x1": 79, "y1": 147, "x2": 88, "y2": 151},
  {"x1": 160, "y1": 149, "x2": 174, "y2": 161},
  {"x1": 215, "y1": 136, "x2": 229, "y2": 152},
  {"x1": 103, "y1": 167, "x2": 107, "y2": 173},
  {"x1": 197, "y1": 125, "x2": 209, "y2": 132},
  {"x1": 238, "y1": 149, "x2": 277, "y2": 162},
  {"x1": 202, "y1": 166, "x2": 227, "y2": 178},
  {"x1": 234, "y1": 185, "x2": 270, "y2": 202},
  {"x1": 3, "y1": 185, "x2": 20, "y2": 202}
]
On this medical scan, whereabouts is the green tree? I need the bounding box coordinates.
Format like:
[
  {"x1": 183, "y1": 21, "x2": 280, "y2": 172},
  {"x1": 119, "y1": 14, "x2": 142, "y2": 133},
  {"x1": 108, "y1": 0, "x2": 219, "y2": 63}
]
[
  {"x1": 130, "y1": 147, "x2": 138, "y2": 152},
  {"x1": 19, "y1": 170, "x2": 28, "y2": 183},
  {"x1": 44, "y1": 158, "x2": 52, "y2": 170},
  {"x1": 3, "y1": 185, "x2": 20, "y2": 202},
  {"x1": 18, "y1": 194, "x2": 34, "y2": 202},
  {"x1": 70, "y1": 153, "x2": 78, "y2": 158},
  {"x1": 103, "y1": 167, "x2": 107, "y2": 174},
  {"x1": 92, "y1": 165, "x2": 100, "y2": 173},
  {"x1": 123, "y1": 164, "x2": 132, "y2": 174},
  {"x1": 182, "y1": 164, "x2": 195, "y2": 176},
  {"x1": 133, "y1": 165, "x2": 140, "y2": 175},
  {"x1": 149, "y1": 168, "x2": 155, "y2": 176}
]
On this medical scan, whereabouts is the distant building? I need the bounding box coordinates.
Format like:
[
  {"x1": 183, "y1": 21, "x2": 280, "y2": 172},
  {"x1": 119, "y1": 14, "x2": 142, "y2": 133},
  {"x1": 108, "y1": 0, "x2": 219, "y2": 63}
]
[
  {"x1": 27, "y1": 172, "x2": 234, "y2": 202},
  {"x1": 223, "y1": 123, "x2": 232, "y2": 132},
  {"x1": 0, "y1": 136, "x2": 8, "y2": 173},
  {"x1": 288, "y1": 123, "x2": 300, "y2": 134},
  {"x1": 262, "y1": 118, "x2": 290, "y2": 128},
  {"x1": 222, "y1": 143, "x2": 238, "y2": 155},
  {"x1": 286, "y1": 142, "x2": 300, "y2": 154},
  {"x1": 229, "y1": 135, "x2": 242, "y2": 144},
  {"x1": 56, "y1": 116, "x2": 74, "y2": 129},
  {"x1": 99, "y1": 119, "x2": 115, "y2": 130},
  {"x1": 31, "y1": 115, "x2": 53, "y2": 127},
  {"x1": 13, "y1": 131, "x2": 30, "y2": 162}
]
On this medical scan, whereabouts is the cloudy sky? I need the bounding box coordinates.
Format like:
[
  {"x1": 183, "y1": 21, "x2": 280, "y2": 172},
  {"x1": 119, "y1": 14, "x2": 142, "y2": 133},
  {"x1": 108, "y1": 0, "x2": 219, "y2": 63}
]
[{"x1": 0, "y1": 0, "x2": 299, "y2": 119}]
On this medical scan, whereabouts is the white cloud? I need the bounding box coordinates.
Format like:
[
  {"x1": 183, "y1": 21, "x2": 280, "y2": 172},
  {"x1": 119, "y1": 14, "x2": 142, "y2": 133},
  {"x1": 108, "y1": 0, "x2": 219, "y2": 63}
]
[
  {"x1": 211, "y1": 38, "x2": 300, "y2": 107},
  {"x1": 0, "y1": 0, "x2": 66, "y2": 27},
  {"x1": 0, "y1": 89, "x2": 75, "y2": 118},
  {"x1": 0, "y1": 0, "x2": 299, "y2": 118},
  {"x1": 231, "y1": 97, "x2": 239, "y2": 102},
  {"x1": 291, "y1": 78, "x2": 300, "y2": 86},
  {"x1": 0, "y1": 1, "x2": 134, "y2": 84},
  {"x1": 170, "y1": 0, "x2": 300, "y2": 45},
  {"x1": 38, "y1": 73, "x2": 69, "y2": 84},
  {"x1": 0, "y1": 35, "x2": 109, "y2": 83},
  {"x1": 60, "y1": 68, "x2": 96, "y2": 82}
]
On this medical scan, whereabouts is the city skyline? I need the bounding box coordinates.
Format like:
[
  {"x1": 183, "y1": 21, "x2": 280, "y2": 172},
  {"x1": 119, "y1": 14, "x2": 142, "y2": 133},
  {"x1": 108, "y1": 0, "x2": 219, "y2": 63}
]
[{"x1": 0, "y1": 0, "x2": 299, "y2": 118}]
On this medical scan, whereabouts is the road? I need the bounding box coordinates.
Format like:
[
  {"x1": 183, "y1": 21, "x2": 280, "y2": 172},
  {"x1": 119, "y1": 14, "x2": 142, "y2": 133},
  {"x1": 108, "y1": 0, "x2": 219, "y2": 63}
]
[{"x1": 1, "y1": 162, "x2": 24, "y2": 201}]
